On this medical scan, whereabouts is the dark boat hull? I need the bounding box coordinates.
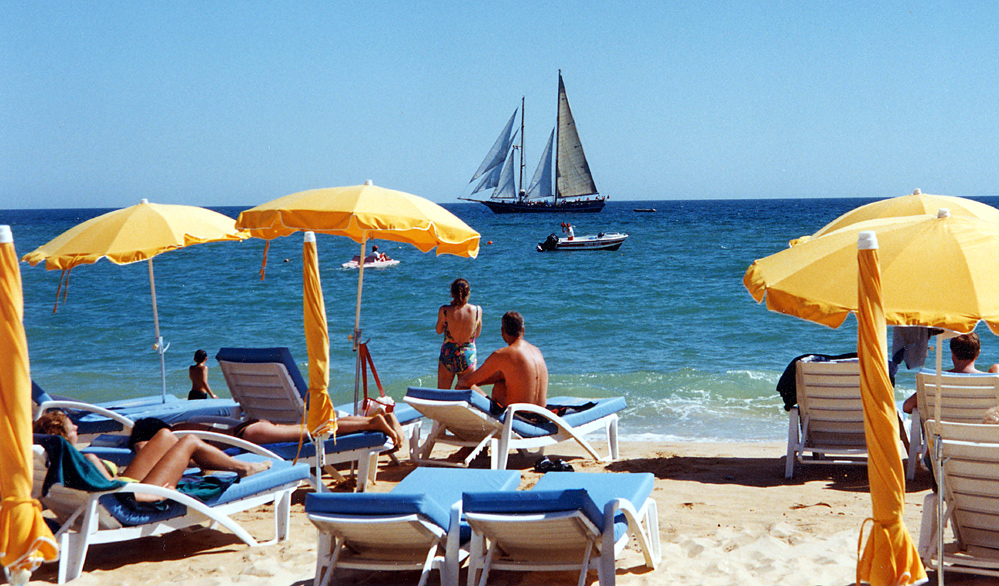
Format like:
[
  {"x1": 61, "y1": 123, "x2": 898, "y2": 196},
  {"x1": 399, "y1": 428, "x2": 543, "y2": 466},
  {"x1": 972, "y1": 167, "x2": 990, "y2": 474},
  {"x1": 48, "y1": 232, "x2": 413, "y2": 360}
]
[{"x1": 472, "y1": 198, "x2": 606, "y2": 214}]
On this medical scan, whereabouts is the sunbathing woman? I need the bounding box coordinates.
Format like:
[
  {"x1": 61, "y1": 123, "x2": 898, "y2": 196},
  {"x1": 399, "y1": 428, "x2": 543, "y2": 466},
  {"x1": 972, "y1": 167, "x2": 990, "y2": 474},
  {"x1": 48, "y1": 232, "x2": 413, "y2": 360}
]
[
  {"x1": 172, "y1": 411, "x2": 407, "y2": 453},
  {"x1": 34, "y1": 410, "x2": 271, "y2": 502},
  {"x1": 436, "y1": 278, "x2": 482, "y2": 389}
]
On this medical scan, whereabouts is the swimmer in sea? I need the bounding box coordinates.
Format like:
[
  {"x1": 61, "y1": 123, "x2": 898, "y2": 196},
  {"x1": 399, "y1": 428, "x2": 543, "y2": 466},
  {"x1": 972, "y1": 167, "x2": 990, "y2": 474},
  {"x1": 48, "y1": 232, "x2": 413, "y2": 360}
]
[{"x1": 436, "y1": 278, "x2": 482, "y2": 389}]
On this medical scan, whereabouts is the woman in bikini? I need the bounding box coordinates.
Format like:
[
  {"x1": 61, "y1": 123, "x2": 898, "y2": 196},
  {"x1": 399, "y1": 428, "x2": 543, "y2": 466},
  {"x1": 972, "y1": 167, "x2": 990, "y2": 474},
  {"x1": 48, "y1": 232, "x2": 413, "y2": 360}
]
[
  {"x1": 33, "y1": 410, "x2": 271, "y2": 502},
  {"x1": 436, "y1": 278, "x2": 482, "y2": 389}
]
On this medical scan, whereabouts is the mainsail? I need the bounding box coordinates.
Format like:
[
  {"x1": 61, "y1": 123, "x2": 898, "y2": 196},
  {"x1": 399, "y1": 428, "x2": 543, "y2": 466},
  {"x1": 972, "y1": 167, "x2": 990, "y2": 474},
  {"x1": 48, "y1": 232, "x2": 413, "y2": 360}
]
[{"x1": 555, "y1": 73, "x2": 598, "y2": 199}]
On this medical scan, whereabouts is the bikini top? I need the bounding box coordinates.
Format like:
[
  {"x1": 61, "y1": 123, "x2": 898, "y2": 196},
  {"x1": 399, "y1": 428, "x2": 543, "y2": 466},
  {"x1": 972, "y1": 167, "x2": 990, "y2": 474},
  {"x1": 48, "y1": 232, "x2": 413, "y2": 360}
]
[{"x1": 443, "y1": 305, "x2": 480, "y2": 344}]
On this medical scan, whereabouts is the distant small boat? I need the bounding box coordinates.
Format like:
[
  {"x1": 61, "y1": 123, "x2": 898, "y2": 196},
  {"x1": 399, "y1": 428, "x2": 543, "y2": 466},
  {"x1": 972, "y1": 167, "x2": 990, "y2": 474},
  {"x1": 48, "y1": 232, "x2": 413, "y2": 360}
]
[
  {"x1": 537, "y1": 232, "x2": 628, "y2": 252},
  {"x1": 341, "y1": 256, "x2": 400, "y2": 269},
  {"x1": 634, "y1": 208, "x2": 656, "y2": 213}
]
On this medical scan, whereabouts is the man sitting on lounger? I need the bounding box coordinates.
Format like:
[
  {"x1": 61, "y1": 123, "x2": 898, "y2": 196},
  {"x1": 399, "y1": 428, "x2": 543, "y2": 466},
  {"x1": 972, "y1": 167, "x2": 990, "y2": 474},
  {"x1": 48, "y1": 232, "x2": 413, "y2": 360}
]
[{"x1": 456, "y1": 311, "x2": 548, "y2": 409}]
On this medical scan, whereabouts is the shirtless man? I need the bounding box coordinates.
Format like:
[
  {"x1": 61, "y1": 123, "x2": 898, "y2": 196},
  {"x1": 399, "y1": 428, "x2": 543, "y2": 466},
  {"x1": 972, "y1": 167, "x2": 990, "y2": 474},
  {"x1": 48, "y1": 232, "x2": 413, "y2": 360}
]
[
  {"x1": 189, "y1": 349, "x2": 219, "y2": 400},
  {"x1": 457, "y1": 311, "x2": 548, "y2": 408},
  {"x1": 902, "y1": 332, "x2": 983, "y2": 413}
]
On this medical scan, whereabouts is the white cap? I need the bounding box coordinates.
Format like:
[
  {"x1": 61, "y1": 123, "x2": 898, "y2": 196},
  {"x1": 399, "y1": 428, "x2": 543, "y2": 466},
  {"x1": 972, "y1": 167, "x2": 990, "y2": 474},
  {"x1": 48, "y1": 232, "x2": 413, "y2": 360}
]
[
  {"x1": 858, "y1": 230, "x2": 878, "y2": 250},
  {"x1": 364, "y1": 180, "x2": 373, "y2": 186},
  {"x1": 913, "y1": 188, "x2": 921, "y2": 195},
  {"x1": 938, "y1": 208, "x2": 950, "y2": 218},
  {"x1": 0, "y1": 225, "x2": 11, "y2": 243},
  {"x1": 141, "y1": 198, "x2": 149, "y2": 204},
  {"x1": 304, "y1": 231, "x2": 316, "y2": 243}
]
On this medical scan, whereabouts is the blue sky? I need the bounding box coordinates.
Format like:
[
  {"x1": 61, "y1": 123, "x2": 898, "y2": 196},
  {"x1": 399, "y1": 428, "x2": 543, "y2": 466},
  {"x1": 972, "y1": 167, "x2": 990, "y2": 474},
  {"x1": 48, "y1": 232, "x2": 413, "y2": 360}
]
[{"x1": 3, "y1": 2, "x2": 998, "y2": 209}]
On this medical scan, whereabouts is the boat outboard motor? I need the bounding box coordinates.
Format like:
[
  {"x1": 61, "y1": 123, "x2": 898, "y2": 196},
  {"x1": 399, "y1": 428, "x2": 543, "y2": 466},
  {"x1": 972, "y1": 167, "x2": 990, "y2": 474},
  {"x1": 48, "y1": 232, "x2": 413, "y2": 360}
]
[{"x1": 537, "y1": 233, "x2": 560, "y2": 252}]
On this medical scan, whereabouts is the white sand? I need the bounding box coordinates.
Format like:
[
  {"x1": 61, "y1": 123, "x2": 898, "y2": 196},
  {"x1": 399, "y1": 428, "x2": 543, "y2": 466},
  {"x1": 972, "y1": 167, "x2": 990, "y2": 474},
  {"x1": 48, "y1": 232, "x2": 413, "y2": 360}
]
[{"x1": 26, "y1": 441, "x2": 959, "y2": 586}]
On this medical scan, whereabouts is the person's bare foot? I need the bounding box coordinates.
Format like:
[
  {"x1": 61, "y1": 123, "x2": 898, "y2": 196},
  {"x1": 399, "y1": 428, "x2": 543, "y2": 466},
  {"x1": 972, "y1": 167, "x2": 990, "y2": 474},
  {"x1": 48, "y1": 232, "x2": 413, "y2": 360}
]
[{"x1": 239, "y1": 459, "x2": 272, "y2": 478}]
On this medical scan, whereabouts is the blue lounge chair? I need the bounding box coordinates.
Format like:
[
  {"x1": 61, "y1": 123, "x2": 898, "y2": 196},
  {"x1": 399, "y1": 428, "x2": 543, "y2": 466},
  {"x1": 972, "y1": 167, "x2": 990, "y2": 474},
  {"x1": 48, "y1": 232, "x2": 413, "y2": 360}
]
[
  {"x1": 463, "y1": 472, "x2": 661, "y2": 586},
  {"x1": 213, "y1": 347, "x2": 421, "y2": 490},
  {"x1": 33, "y1": 434, "x2": 310, "y2": 584},
  {"x1": 404, "y1": 388, "x2": 624, "y2": 469},
  {"x1": 305, "y1": 467, "x2": 521, "y2": 586},
  {"x1": 32, "y1": 380, "x2": 239, "y2": 436}
]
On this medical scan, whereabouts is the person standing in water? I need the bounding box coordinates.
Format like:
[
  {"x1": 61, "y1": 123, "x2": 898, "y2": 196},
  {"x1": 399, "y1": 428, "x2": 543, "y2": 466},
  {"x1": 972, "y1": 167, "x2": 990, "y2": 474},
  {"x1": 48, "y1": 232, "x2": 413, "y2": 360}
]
[
  {"x1": 189, "y1": 349, "x2": 219, "y2": 400},
  {"x1": 436, "y1": 278, "x2": 482, "y2": 389}
]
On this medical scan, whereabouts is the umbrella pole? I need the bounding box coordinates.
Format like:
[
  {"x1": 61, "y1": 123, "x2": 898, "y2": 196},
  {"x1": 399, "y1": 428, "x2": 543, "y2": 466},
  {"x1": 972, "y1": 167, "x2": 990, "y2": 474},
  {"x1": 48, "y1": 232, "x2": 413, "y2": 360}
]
[
  {"x1": 934, "y1": 333, "x2": 944, "y2": 586},
  {"x1": 353, "y1": 238, "x2": 366, "y2": 415},
  {"x1": 148, "y1": 259, "x2": 168, "y2": 404}
]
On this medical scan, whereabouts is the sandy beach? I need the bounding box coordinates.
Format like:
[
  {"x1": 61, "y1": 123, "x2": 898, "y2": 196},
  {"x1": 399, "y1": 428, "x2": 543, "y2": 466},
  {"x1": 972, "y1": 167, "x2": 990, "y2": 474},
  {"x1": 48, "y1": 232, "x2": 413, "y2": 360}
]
[{"x1": 23, "y1": 439, "x2": 989, "y2": 586}]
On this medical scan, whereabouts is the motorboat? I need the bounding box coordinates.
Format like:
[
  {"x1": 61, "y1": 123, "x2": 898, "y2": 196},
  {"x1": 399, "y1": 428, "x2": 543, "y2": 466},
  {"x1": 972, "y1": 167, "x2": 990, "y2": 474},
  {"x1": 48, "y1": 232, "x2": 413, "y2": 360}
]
[{"x1": 537, "y1": 231, "x2": 628, "y2": 252}]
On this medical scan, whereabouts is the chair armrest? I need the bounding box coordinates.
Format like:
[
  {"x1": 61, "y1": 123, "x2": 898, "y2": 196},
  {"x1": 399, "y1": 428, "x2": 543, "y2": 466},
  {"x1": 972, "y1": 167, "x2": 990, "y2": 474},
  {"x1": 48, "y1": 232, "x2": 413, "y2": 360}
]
[{"x1": 36, "y1": 400, "x2": 135, "y2": 431}]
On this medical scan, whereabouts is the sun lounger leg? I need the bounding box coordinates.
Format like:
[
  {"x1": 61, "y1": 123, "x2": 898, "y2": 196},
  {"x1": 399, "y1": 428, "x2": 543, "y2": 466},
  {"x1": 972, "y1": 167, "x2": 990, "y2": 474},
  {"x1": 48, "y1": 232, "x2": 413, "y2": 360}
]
[
  {"x1": 646, "y1": 500, "x2": 662, "y2": 566},
  {"x1": 579, "y1": 543, "x2": 595, "y2": 586},
  {"x1": 608, "y1": 415, "x2": 619, "y2": 460},
  {"x1": 313, "y1": 530, "x2": 335, "y2": 586},
  {"x1": 907, "y1": 407, "x2": 922, "y2": 480},
  {"x1": 785, "y1": 407, "x2": 800, "y2": 478},
  {"x1": 58, "y1": 497, "x2": 101, "y2": 583},
  {"x1": 475, "y1": 543, "x2": 498, "y2": 586},
  {"x1": 416, "y1": 543, "x2": 439, "y2": 586},
  {"x1": 466, "y1": 524, "x2": 486, "y2": 586},
  {"x1": 275, "y1": 488, "x2": 292, "y2": 542}
]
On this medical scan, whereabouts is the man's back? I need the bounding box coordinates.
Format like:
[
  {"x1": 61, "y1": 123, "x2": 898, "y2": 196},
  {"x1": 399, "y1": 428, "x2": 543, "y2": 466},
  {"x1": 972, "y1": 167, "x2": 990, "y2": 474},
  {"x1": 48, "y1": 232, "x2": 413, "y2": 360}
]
[{"x1": 489, "y1": 338, "x2": 548, "y2": 408}]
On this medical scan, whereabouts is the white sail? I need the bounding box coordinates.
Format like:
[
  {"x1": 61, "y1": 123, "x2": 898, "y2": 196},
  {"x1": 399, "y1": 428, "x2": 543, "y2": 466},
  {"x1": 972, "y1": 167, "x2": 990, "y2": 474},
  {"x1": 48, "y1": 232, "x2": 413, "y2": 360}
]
[
  {"x1": 491, "y1": 149, "x2": 518, "y2": 200},
  {"x1": 525, "y1": 127, "x2": 554, "y2": 200},
  {"x1": 555, "y1": 73, "x2": 598, "y2": 199},
  {"x1": 471, "y1": 159, "x2": 504, "y2": 194},
  {"x1": 470, "y1": 109, "x2": 518, "y2": 183}
]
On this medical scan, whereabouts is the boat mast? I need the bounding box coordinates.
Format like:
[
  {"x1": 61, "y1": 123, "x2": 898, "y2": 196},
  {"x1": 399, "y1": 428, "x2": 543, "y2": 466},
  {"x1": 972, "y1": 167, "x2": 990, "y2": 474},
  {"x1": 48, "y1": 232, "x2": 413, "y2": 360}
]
[
  {"x1": 555, "y1": 69, "x2": 561, "y2": 204},
  {"x1": 519, "y1": 96, "x2": 525, "y2": 198}
]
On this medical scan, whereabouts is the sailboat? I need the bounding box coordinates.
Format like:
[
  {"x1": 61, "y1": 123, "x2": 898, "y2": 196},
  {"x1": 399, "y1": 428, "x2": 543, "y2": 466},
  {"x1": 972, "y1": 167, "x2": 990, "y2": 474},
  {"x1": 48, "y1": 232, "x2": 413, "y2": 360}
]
[{"x1": 461, "y1": 71, "x2": 607, "y2": 213}]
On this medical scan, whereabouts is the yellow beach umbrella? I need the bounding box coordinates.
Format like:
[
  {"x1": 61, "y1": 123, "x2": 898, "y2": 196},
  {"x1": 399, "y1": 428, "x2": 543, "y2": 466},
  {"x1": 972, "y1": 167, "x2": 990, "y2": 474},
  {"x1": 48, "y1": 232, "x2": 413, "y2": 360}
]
[
  {"x1": 744, "y1": 208, "x2": 999, "y2": 585},
  {"x1": 22, "y1": 199, "x2": 247, "y2": 402},
  {"x1": 0, "y1": 226, "x2": 58, "y2": 584},
  {"x1": 237, "y1": 180, "x2": 480, "y2": 413},
  {"x1": 302, "y1": 232, "x2": 335, "y2": 437},
  {"x1": 791, "y1": 189, "x2": 999, "y2": 245},
  {"x1": 745, "y1": 211, "x2": 999, "y2": 335},
  {"x1": 854, "y1": 232, "x2": 925, "y2": 586}
]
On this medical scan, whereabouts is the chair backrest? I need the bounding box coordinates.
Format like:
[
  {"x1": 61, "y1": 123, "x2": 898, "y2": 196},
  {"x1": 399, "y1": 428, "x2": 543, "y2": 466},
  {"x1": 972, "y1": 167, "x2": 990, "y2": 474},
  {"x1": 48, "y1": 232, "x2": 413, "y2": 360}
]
[
  {"x1": 794, "y1": 359, "x2": 866, "y2": 448},
  {"x1": 916, "y1": 372, "x2": 999, "y2": 426},
  {"x1": 930, "y1": 420, "x2": 999, "y2": 554},
  {"x1": 215, "y1": 348, "x2": 308, "y2": 425}
]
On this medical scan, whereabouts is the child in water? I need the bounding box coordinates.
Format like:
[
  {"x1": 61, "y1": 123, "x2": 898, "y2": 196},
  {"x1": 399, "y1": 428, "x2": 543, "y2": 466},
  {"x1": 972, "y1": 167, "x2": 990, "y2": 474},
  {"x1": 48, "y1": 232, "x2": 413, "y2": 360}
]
[{"x1": 188, "y1": 349, "x2": 219, "y2": 400}]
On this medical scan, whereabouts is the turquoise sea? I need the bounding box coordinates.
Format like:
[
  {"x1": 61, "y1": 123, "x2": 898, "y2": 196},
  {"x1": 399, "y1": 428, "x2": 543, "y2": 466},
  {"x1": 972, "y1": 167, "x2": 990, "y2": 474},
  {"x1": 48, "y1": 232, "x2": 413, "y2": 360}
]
[{"x1": 7, "y1": 197, "x2": 999, "y2": 442}]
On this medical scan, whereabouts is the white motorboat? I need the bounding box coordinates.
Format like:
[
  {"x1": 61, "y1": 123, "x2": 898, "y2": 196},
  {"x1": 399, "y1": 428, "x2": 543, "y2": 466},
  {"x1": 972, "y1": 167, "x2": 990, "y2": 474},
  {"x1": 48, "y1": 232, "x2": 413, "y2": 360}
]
[{"x1": 537, "y1": 232, "x2": 628, "y2": 252}]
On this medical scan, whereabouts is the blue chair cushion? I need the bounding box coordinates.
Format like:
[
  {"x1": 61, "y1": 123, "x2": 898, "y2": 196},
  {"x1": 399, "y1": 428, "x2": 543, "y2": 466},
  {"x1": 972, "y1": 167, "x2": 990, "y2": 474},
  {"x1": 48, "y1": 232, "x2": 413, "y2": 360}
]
[
  {"x1": 405, "y1": 388, "x2": 625, "y2": 438},
  {"x1": 215, "y1": 347, "x2": 309, "y2": 398},
  {"x1": 464, "y1": 488, "x2": 604, "y2": 530},
  {"x1": 306, "y1": 492, "x2": 452, "y2": 531},
  {"x1": 207, "y1": 454, "x2": 310, "y2": 506},
  {"x1": 533, "y1": 472, "x2": 655, "y2": 541},
  {"x1": 305, "y1": 468, "x2": 521, "y2": 542},
  {"x1": 224, "y1": 430, "x2": 387, "y2": 460}
]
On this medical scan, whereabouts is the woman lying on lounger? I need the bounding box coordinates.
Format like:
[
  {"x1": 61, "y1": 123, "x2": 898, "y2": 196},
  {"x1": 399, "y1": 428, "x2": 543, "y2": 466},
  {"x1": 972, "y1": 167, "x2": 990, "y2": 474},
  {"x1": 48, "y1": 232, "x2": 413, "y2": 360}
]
[
  {"x1": 170, "y1": 410, "x2": 408, "y2": 453},
  {"x1": 33, "y1": 410, "x2": 271, "y2": 502}
]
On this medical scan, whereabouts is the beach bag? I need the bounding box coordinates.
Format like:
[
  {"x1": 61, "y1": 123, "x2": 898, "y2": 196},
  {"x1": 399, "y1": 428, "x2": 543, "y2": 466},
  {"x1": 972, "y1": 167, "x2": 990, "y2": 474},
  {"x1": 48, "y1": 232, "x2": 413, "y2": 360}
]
[{"x1": 359, "y1": 343, "x2": 395, "y2": 416}]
